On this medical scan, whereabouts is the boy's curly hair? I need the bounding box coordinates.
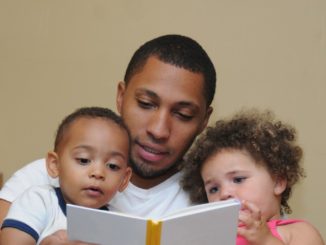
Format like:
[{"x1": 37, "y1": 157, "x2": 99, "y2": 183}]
[{"x1": 181, "y1": 109, "x2": 305, "y2": 214}]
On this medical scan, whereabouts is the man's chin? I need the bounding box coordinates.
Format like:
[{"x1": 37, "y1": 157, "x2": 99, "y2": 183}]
[{"x1": 130, "y1": 160, "x2": 180, "y2": 179}]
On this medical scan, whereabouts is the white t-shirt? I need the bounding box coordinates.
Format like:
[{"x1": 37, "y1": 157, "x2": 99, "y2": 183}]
[
  {"x1": 1, "y1": 185, "x2": 109, "y2": 244},
  {"x1": 0, "y1": 159, "x2": 191, "y2": 218},
  {"x1": 2, "y1": 185, "x2": 67, "y2": 244},
  {"x1": 110, "y1": 171, "x2": 191, "y2": 219}
]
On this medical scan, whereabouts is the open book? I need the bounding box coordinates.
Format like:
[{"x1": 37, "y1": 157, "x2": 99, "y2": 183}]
[{"x1": 67, "y1": 199, "x2": 240, "y2": 245}]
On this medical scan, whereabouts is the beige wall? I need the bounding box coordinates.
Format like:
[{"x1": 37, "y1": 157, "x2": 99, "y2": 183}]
[{"x1": 0, "y1": 0, "x2": 325, "y2": 239}]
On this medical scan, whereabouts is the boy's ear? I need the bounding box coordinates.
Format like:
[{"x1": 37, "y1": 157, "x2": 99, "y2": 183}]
[
  {"x1": 46, "y1": 151, "x2": 60, "y2": 178},
  {"x1": 118, "y1": 167, "x2": 132, "y2": 192},
  {"x1": 274, "y1": 177, "x2": 287, "y2": 195}
]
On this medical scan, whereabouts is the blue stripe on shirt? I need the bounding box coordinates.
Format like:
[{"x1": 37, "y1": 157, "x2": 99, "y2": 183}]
[{"x1": 1, "y1": 219, "x2": 39, "y2": 241}]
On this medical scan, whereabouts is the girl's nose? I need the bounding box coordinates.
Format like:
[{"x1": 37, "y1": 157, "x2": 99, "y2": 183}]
[{"x1": 220, "y1": 186, "x2": 234, "y2": 201}]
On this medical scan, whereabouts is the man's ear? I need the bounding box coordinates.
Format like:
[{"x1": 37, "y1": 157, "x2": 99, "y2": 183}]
[
  {"x1": 198, "y1": 106, "x2": 213, "y2": 134},
  {"x1": 46, "y1": 151, "x2": 60, "y2": 178},
  {"x1": 118, "y1": 167, "x2": 132, "y2": 192},
  {"x1": 116, "y1": 81, "x2": 126, "y2": 115},
  {"x1": 274, "y1": 177, "x2": 287, "y2": 195}
]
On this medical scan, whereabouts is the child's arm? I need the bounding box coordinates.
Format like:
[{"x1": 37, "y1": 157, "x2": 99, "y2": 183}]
[
  {"x1": 0, "y1": 227, "x2": 36, "y2": 245},
  {"x1": 238, "y1": 200, "x2": 325, "y2": 245},
  {"x1": 39, "y1": 230, "x2": 97, "y2": 245}
]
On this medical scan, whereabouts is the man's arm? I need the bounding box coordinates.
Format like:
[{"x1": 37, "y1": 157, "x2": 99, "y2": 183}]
[
  {"x1": 0, "y1": 199, "x2": 10, "y2": 228},
  {"x1": 0, "y1": 159, "x2": 58, "y2": 229}
]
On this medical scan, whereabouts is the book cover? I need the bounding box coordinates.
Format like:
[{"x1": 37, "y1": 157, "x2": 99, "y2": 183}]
[{"x1": 67, "y1": 199, "x2": 240, "y2": 245}]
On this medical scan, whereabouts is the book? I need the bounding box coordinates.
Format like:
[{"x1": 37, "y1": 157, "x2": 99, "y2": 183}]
[{"x1": 67, "y1": 198, "x2": 240, "y2": 245}]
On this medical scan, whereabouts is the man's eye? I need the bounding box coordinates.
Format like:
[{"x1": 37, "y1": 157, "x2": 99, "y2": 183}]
[
  {"x1": 233, "y1": 177, "x2": 246, "y2": 184},
  {"x1": 137, "y1": 99, "x2": 155, "y2": 109},
  {"x1": 106, "y1": 163, "x2": 121, "y2": 171},
  {"x1": 76, "y1": 158, "x2": 91, "y2": 165},
  {"x1": 176, "y1": 112, "x2": 193, "y2": 121}
]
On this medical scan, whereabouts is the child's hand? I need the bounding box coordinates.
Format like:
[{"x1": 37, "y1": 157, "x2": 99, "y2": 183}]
[
  {"x1": 238, "y1": 200, "x2": 282, "y2": 245},
  {"x1": 40, "y1": 230, "x2": 96, "y2": 245}
]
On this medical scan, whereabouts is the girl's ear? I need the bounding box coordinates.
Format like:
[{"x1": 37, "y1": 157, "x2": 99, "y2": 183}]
[
  {"x1": 274, "y1": 178, "x2": 287, "y2": 195},
  {"x1": 46, "y1": 151, "x2": 60, "y2": 178},
  {"x1": 118, "y1": 167, "x2": 132, "y2": 192}
]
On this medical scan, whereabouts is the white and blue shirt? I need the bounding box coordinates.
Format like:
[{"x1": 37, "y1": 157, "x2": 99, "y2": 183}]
[{"x1": 1, "y1": 185, "x2": 108, "y2": 244}]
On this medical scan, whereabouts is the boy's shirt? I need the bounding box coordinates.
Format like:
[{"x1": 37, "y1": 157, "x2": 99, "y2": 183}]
[
  {"x1": 2, "y1": 186, "x2": 68, "y2": 244},
  {"x1": 1, "y1": 186, "x2": 108, "y2": 244},
  {"x1": 0, "y1": 159, "x2": 191, "y2": 219}
]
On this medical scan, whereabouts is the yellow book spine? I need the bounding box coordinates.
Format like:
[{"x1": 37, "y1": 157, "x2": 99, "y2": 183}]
[{"x1": 146, "y1": 219, "x2": 162, "y2": 245}]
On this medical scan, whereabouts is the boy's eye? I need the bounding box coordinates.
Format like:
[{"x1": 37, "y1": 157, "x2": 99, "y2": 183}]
[
  {"x1": 106, "y1": 163, "x2": 121, "y2": 171},
  {"x1": 76, "y1": 158, "x2": 91, "y2": 165},
  {"x1": 233, "y1": 176, "x2": 246, "y2": 184}
]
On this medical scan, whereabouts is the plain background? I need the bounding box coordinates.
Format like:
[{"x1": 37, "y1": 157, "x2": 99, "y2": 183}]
[{"x1": 0, "y1": 0, "x2": 325, "y2": 239}]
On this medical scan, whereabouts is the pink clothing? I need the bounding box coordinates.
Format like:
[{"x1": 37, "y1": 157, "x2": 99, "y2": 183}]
[{"x1": 236, "y1": 219, "x2": 303, "y2": 244}]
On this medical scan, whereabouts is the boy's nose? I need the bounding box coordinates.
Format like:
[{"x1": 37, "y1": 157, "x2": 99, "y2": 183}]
[{"x1": 90, "y1": 164, "x2": 105, "y2": 180}]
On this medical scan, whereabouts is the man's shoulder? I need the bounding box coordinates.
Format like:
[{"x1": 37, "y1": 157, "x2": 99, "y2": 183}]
[
  {"x1": 20, "y1": 158, "x2": 46, "y2": 172},
  {"x1": 0, "y1": 158, "x2": 58, "y2": 202}
]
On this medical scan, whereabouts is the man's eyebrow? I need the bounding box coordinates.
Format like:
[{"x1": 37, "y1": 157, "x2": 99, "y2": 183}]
[
  {"x1": 135, "y1": 88, "x2": 159, "y2": 99},
  {"x1": 135, "y1": 88, "x2": 200, "y2": 110},
  {"x1": 177, "y1": 101, "x2": 199, "y2": 109}
]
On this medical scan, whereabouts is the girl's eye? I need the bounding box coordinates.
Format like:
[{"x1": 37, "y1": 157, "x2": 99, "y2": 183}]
[
  {"x1": 208, "y1": 186, "x2": 219, "y2": 194},
  {"x1": 233, "y1": 176, "x2": 246, "y2": 184},
  {"x1": 76, "y1": 158, "x2": 91, "y2": 165},
  {"x1": 106, "y1": 163, "x2": 121, "y2": 171}
]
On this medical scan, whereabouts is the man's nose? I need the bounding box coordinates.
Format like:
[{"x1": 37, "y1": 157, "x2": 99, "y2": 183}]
[{"x1": 146, "y1": 109, "x2": 171, "y2": 142}]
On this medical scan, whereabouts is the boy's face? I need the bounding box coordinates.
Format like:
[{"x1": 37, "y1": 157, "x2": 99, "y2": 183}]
[
  {"x1": 46, "y1": 117, "x2": 131, "y2": 209},
  {"x1": 117, "y1": 56, "x2": 212, "y2": 187},
  {"x1": 201, "y1": 149, "x2": 286, "y2": 220}
]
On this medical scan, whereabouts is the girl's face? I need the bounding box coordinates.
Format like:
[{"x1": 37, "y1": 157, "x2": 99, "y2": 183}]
[{"x1": 201, "y1": 149, "x2": 286, "y2": 220}]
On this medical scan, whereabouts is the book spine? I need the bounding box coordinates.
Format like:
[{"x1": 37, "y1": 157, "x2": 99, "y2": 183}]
[{"x1": 146, "y1": 220, "x2": 162, "y2": 245}]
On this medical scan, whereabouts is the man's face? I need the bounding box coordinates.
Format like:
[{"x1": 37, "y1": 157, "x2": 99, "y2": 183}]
[{"x1": 117, "y1": 57, "x2": 212, "y2": 186}]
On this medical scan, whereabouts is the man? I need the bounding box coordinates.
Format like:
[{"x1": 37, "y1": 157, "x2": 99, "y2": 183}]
[{"x1": 0, "y1": 34, "x2": 216, "y2": 243}]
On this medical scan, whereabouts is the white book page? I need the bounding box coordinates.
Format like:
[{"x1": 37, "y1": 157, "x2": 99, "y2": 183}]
[
  {"x1": 67, "y1": 199, "x2": 241, "y2": 245},
  {"x1": 160, "y1": 198, "x2": 240, "y2": 221},
  {"x1": 67, "y1": 204, "x2": 148, "y2": 245},
  {"x1": 160, "y1": 200, "x2": 240, "y2": 245}
]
